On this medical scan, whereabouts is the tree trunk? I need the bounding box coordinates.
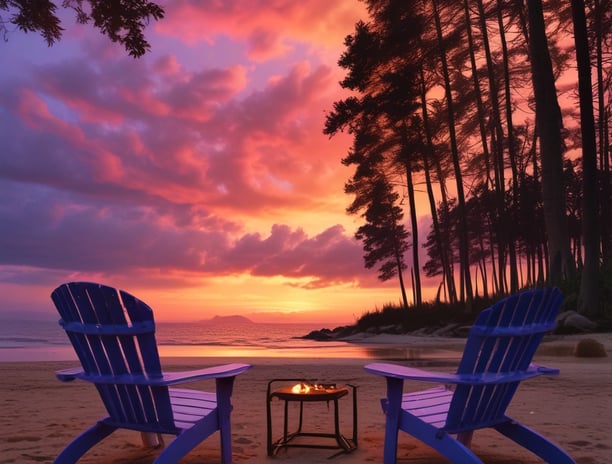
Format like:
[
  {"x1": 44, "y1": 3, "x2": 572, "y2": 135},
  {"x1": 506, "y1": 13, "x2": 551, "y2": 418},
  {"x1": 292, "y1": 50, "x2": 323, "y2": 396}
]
[
  {"x1": 526, "y1": 0, "x2": 575, "y2": 286},
  {"x1": 404, "y1": 147, "x2": 423, "y2": 306},
  {"x1": 392, "y1": 206, "x2": 410, "y2": 310},
  {"x1": 433, "y1": 0, "x2": 473, "y2": 309},
  {"x1": 496, "y1": 0, "x2": 520, "y2": 292},
  {"x1": 593, "y1": 0, "x2": 611, "y2": 263},
  {"x1": 572, "y1": 0, "x2": 600, "y2": 317},
  {"x1": 463, "y1": 0, "x2": 492, "y2": 187},
  {"x1": 419, "y1": 67, "x2": 458, "y2": 303},
  {"x1": 476, "y1": 0, "x2": 508, "y2": 295}
]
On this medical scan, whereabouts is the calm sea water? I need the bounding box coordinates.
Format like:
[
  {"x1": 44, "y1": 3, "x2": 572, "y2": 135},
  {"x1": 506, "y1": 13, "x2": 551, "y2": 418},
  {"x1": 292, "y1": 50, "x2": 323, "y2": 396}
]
[{"x1": 0, "y1": 318, "x2": 379, "y2": 362}]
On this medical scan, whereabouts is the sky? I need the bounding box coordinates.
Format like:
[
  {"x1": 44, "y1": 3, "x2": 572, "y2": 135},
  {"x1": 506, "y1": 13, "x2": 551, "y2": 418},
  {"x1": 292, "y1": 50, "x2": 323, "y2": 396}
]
[{"x1": 0, "y1": 0, "x2": 439, "y2": 324}]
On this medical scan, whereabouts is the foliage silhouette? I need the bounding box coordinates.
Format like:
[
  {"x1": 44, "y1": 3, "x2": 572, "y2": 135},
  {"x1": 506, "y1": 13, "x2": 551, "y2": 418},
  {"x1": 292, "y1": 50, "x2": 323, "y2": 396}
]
[{"x1": 0, "y1": 0, "x2": 164, "y2": 57}]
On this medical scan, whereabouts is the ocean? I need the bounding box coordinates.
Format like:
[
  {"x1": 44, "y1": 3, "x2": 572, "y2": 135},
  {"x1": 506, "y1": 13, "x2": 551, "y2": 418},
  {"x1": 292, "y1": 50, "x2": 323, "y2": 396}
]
[{"x1": 0, "y1": 318, "x2": 379, "y2": 362}]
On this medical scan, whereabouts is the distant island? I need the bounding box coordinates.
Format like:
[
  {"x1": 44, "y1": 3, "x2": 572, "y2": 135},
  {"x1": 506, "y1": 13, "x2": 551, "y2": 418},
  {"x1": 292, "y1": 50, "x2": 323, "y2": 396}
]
[{"x1": 200, "y1": 315, "x2": 255, "y2": 325}]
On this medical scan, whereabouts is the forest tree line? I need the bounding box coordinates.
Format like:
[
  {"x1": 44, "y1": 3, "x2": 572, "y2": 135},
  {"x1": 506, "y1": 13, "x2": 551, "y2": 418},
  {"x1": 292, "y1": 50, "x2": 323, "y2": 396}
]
[{"x1": 325, "y1": 0, "x2": 611, "y2": 318}]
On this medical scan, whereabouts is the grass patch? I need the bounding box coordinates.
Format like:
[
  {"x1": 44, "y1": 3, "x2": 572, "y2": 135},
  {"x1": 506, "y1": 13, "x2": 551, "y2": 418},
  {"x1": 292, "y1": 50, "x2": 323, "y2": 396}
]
[{"x1": 350, "y1": 296, "x2": 497, "y2": 335}]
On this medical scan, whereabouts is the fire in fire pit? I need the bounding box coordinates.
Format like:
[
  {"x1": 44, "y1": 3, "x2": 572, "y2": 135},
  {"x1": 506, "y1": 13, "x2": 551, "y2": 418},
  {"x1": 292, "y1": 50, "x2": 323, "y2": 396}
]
[
  {"x1": 291, "y1": 383, "x2": 336, "y2": 394},
  {"x1": 292, "y1": 383, "x2": 311, "y2": 394}
]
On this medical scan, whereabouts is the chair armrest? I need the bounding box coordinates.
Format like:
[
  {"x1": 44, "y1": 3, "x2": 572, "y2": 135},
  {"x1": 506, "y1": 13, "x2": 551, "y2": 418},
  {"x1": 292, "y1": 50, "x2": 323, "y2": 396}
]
[
  {"x1": 55, "y1": 363, "x2": 252, "y2": 386},
  {"x1": 529, "y1": 363, "x2": 560, "y2": 375},
  {"x1": 159, "y1": 363, "x2": 252, "y2": 385},
  {"x1": 365, "y1": 362, "x2": 558, "y2": 386},
  {"x1": 56, "y1": 367, "x2": 84, "y2": 382},
  {"x1": 365, "y1": 362, "x2": 460, "y2": 383}
]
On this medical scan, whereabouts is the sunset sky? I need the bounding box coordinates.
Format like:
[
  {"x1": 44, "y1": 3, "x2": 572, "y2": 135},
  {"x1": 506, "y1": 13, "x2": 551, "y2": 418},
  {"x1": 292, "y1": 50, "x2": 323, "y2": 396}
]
[{"x1": 0, "y1": 1, "x2": 440, "y2": 324}]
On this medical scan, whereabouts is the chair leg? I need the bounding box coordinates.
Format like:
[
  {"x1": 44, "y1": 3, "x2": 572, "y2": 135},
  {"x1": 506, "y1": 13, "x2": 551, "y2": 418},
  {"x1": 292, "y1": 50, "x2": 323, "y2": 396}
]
[
  {"x1": 457, "y1": 431, "x2": 474, "y2": 447},
  {"x1": 494, "y1": 420, "x2": 576, "y2": 464},
  {"x1": 153, "y1": 419, "x2": 218, "y2": 464},
  {"x1": 216, "y1": 377, "x2": 235, "y2": 464},
  {"x1": 383, "y1": 379, "x2": 482, "y2": 464},
  {"x1": 418, "y1": 431, "x2": 484, "y2": 464},
  {"x1": 53, "y1": 421, "x2": 116, "y2": 464},
  {"x1": 382, "y1": 378, "x2": 403, "y2": 464},
  {"x1": 156, "y1": 378, "x2": 237, "y2": 464},
  {"x1": 397, "y1": 415, "x2": 483, "y2": 464},
  {"x1": 141, "y1": 432, "x2": 164, "y2": 448}
]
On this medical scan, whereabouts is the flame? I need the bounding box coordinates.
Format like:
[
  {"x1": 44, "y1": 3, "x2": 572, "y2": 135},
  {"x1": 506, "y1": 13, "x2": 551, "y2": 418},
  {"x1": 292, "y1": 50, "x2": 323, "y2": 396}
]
[
  {"x1": 290, "y1": 383, "x2": 334, "y2": 394},
  {"x1": 292, "y1": 383, "x2": 311, "y2": 394}
]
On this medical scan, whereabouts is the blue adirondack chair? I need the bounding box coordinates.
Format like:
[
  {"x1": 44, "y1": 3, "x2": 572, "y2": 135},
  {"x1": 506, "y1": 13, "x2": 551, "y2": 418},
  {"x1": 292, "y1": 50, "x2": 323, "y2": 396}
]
[
  {"x1": 51, "y1": 282, "x2": 252, "y2": 464},
  {"x1": 365, "y1": 287, "x2": 576, "y2": 464}
]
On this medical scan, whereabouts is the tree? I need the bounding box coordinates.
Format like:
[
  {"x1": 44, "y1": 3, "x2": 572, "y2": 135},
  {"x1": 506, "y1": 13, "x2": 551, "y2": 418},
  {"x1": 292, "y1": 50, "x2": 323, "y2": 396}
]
[
  {"x1": 325, "y1": 5, "x2": 424, "y2": 309},
  {"x1": 526, "y1": 0, "x2": 575, "y2": 286},
  {"x1": 330, "y1": 0, "x2": 607, "y2": 315},
  {"x1": 354, "y1": 177, "x2": 411, "y2": 309},
  {"x1": 572, "y1": 0, "x2": 601, "y2": 317},
  {"x1": 432, "y1": 0, "x2": 473, "y2": 308},
  {"x1": 0, "y1": 0, "x2": 164, "y2": 57},
  {"x1": 591, "y1": 0, "x2": 612, "y2": 263},
  {"x1": 367, "y1": 1, "x2": 426, "y2": 306}
]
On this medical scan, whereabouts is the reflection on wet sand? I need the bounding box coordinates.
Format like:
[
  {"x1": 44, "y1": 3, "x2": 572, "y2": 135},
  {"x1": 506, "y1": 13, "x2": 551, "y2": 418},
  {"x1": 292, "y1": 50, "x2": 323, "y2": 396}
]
[
  {"x1": 358, "y1": 336, "x2": 587, "y2": 365},
  {"x1": 361, "y1": 345, "x2": 462, "y2": 366}
]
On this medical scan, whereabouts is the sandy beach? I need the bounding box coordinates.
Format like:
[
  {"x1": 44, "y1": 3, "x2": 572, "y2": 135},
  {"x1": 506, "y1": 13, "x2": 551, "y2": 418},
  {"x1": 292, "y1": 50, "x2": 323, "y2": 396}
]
[{"x1": 1, "y1": 333, "x2": 611, "y2": 464}]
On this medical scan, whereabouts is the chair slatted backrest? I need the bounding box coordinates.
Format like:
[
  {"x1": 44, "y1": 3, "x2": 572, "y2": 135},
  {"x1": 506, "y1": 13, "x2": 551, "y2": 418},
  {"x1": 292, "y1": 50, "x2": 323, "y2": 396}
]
[
  {"x1": 51, "y1": 282, "x2": 176, "y2": 432},
  {"x1": 444, "y1": 288, "x2": 563, "y2": 433}
]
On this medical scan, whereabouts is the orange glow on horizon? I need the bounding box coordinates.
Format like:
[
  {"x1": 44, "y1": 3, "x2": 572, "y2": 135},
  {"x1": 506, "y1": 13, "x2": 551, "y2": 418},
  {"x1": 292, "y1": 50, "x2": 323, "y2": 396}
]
[{"x1": 137, "y1": 274, "x2": 411, "y2": 325}]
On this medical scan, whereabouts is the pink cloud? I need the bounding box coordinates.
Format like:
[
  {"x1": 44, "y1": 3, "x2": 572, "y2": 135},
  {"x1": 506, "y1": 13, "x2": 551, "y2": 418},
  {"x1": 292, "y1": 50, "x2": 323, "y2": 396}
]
[
  {"x1": 159, "y1": 65, "x2": 248, "y2": 121},
  {"x1": 0, "y1": 1, "x2": 408, "y2": 323},
  {"x1": 200, "y1": 62, "x2": 345, "y2": 204},
  {"x1": 15, "y1": 89, "x2": 88, "y2": 140},
  {"x1": 155, "y1": 0, "x2": 366, "y2": 59},
  {"x1": 4, "y1": 37, "x2": 353, "y2": 225},
  {"x1": 152, "y1": 54, "x2": 182, "y2": 77},
  {"x1": 0, "y1": 182, "x2": 371, "y2": 288},
  {"x1": 247, "y1": 27, "x2": 292, "y2": 61},
  {"x1": 6, "y1": 4, "x2": 356, "y2": 221}
]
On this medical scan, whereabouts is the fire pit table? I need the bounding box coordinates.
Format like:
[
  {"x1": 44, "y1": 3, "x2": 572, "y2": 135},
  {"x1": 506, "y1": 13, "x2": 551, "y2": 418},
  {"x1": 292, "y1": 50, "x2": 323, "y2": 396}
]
[{"x1": 266, "y1": 378, "x2": 357, "y2": 458}]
